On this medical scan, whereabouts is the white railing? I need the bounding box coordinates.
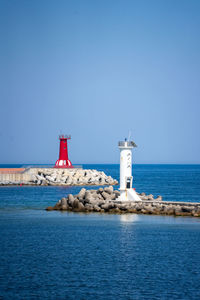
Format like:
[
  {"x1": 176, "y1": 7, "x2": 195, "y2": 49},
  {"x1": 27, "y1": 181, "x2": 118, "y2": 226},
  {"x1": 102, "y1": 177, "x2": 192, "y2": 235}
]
[
  {"x1": 118, "y1": 141, "x2": 137, "y2": 147},
  {"x1": 59, "y1": 135, "x2": 71, "y2": 139}
]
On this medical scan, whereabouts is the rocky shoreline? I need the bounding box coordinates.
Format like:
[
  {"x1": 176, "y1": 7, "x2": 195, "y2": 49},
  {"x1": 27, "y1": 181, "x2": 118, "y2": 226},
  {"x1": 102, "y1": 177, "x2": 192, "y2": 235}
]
[
  {"x1": 0, "y1": 168, "x2": 118, "y2": 186},
  {"x1": 46, "y1": 186, "x2": 200, "y2": 217}
]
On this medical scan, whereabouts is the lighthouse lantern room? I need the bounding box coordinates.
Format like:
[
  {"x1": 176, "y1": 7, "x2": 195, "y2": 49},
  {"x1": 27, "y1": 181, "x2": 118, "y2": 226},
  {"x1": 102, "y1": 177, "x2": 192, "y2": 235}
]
[
  {"x1": 54, "y1": 135, "x2": 73, "y2": 168},
  {"x1": 118, "y1": 139, "x2": 141, "y2": 201}
]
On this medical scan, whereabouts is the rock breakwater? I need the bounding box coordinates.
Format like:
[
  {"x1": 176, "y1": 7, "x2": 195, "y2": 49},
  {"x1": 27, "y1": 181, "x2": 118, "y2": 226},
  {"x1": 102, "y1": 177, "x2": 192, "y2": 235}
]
[
  {"x1": 0, "y1": 168, "x2": 118, "y2": 186},
  {"x1": 46, "y1": 187, "x2": 200, "y2": 217},
  {"x1": 30, "y1": 168, "x2": 118, "y2": 186}
]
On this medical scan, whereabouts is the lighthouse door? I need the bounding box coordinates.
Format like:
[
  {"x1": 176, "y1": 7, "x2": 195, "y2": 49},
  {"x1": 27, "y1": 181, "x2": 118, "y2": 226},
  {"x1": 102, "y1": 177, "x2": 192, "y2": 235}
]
[{"x1": 126, "y1": 176, "x2": 132, "y2": 189}]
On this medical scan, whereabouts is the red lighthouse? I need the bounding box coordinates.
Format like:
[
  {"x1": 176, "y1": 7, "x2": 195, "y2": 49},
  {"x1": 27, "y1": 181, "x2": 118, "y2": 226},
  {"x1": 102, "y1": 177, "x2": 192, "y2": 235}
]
[{"x1": 54, "y1": 135, "x2": 73, "y2": 168}]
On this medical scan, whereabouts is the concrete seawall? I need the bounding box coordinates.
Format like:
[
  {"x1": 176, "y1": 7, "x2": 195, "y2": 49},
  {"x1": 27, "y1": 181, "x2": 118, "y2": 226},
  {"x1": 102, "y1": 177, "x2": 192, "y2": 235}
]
[{"x1": 0, "y1": 169, "x2": 31, "y2": 184}]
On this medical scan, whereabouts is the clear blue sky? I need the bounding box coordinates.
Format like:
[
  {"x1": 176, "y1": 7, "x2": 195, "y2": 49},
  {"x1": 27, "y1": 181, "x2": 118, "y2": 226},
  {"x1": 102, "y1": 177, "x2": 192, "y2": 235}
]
[{"x1": 0, "y1": 0, "x2": 199, "y2": 164}]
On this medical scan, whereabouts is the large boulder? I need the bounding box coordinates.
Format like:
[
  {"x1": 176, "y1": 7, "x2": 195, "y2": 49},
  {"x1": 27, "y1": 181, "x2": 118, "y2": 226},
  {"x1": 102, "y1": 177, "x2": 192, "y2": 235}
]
[
  {"x1": 45, "y1": 175, "x2": 55, "y2": 183},
  {"x1": 61, "y1": 197, "x2": 68, "y2": 210},
  {"x1": 68, "y1": 194, "x2": 74, "y2": 206},
  {"x1": 78, "y1": 188, "x2": 86, "y2": 200},
  {"x1": 85, "y1": 191, "x2": 95, "y2": 203},
  {"x1": 147, "y1": 194, "x2": 154, "y2": 200},
  {"x1": 73, "y1": 201, "x2": 85, "y2": 212},
  {"x1": 114, "y1": 190, "x2": 120, "y2": 197},
  {"x1": 96, "y1": 193, "x2": 103, "y2": 200},
  {"x1": 102, "y1": 191, "x2": 111, "y2": 200},
  {"x1": 181, "y1": 206, "x2": 192, "y2": 213},
  {"x1": 110, "y1": 193, "x2": 116, "y2": 200},
  {"x1": 85, "y1": 204, "x2": 94, "y2": 212},
  {"x1": 72, "y1": 199, "x2": 80, "y2": 209},
  {"x1": 88, "y1": 199, "x2": 100, "y2": 206},
  {"x1": 97, "y1": 188, "x2": 104, "y2": 194},
  {"x1": 36, "y1": 174, "x2": 45, "y2": 181},
  {"x1": 101, "y1": 202, "x2": 115, "y2": 211},
  {"x1": 93, "y1": 205, "x2": 101, "y2": 212},
  {"x1": 104, "y1": 186, "x2": 114, "y2": 195}
]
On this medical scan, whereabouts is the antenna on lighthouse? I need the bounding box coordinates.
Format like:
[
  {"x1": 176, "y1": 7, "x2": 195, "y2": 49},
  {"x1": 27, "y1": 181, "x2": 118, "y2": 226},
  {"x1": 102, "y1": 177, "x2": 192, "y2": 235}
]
[{"x1": 128, "y1": 130, "x2": 132, "y2": 141}]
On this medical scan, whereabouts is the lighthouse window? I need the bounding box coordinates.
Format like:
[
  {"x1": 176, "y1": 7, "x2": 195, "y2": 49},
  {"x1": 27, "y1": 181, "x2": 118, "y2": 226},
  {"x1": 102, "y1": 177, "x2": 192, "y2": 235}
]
[{"x1": 64, "y1": 147, "x2": 66, "y2": 149}]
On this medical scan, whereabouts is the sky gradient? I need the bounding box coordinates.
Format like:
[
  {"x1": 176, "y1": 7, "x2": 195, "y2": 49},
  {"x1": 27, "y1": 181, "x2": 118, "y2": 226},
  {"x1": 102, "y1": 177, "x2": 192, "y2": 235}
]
[{"x1": 0, "y1": 0, "x2": 200, "y2": 164}]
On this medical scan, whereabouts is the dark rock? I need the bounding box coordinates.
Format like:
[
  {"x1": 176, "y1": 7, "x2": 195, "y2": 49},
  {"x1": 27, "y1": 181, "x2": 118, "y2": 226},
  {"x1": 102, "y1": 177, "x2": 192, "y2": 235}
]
[
  {"x1": 113, "y1": 207, "x2": 121, "y2": 213},
  {"x1": 76, "y1": 202, "x2": 85, "y2": 212},
  {"x1": 53, "y1": 203, "x2": 62, "y2": 210},
  {"x1": 72, "y1": 199, "x2": 80, "y2": 209},
  {"x1": 174, "y1": 208, "x2": 183, "y2": 216},
  {"x1": 85, "y1": 204, "x2": 94, "y2": 211},
  {"x1": 181, "y1": 206, "x2": 192, "y2": 213},
  {"x1": 93, "y1": 205, "x2": 101, "y2": 212},
  {"x1": 127, "y1": 208, "x2": 138, "y2": 213},
  {"x1": 118, "y1": 204, "x2": 129, "y2": 211},
  {"x1": 46, "y1": 206, "x2": 54, "y2": 211}
]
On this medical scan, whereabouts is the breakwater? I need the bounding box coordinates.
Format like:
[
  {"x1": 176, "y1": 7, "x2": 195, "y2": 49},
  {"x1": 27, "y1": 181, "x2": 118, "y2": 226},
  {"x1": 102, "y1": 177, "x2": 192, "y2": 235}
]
[
  {"x1": 46, "y1": 186, "x2": 200, "y2": 217},
  {"x1": 0, "y1": 168, "x2": 118, "y2": 186}
]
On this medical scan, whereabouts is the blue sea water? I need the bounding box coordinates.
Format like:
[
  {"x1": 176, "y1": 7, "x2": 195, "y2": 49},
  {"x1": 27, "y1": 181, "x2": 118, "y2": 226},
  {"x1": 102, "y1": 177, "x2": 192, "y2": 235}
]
[{"x1": 0, "y1": 164, "x2": 200, "y2": 299}]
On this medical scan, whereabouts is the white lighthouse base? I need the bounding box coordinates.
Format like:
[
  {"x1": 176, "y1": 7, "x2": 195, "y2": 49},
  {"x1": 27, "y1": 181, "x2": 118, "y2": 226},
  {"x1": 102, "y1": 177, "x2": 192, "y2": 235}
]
[{"x1": 118, "y1": 188, "x2": 142, "y2": 201}]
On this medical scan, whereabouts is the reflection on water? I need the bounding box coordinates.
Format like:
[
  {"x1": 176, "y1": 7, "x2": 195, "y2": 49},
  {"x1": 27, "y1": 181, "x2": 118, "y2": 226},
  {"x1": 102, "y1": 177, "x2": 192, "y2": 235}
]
[{"x1": 119, "y1": 213, "x2": 139, "y2": 224}]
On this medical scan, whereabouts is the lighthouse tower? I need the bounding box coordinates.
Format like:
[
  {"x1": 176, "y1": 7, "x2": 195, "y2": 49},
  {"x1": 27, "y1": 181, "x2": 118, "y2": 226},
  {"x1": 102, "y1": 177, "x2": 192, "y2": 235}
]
[
  {"x1": 118, "y1": 139, "x2": 141, "y2": 201},
  {"x1": 54, "y1": 135, "x2": 73, "y2": 168}
]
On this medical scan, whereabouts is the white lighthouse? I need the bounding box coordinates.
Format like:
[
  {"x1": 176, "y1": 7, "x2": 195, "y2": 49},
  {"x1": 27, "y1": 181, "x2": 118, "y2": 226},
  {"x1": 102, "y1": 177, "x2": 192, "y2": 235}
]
[{"x1": 118, "y1": 139, "x2": 141, "y2": 201}]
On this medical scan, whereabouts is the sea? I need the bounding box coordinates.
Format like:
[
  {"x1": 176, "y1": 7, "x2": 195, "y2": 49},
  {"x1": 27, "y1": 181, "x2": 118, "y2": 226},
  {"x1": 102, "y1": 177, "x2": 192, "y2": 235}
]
[{"x1": 0, "y1": 164, "x2": 200, "y2": 299}]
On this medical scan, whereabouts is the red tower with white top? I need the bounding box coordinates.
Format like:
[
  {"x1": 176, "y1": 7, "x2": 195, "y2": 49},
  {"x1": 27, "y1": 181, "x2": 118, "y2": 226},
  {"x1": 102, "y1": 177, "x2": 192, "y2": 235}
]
[{"x1": 54, "y1": 135, "x2": 73, "y2": 168}]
